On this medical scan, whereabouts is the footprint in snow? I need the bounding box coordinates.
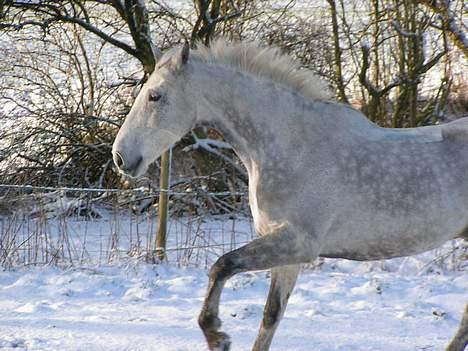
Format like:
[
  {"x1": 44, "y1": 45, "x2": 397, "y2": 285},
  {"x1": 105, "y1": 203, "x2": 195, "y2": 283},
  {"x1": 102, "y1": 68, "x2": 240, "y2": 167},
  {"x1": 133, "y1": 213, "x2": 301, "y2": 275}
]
[
  {"x1": 230, "y1": 304, "x2": 262, "y2": 320},
  {"x1": 15, "y1": 301, "x2": 56, "y2": 314}
]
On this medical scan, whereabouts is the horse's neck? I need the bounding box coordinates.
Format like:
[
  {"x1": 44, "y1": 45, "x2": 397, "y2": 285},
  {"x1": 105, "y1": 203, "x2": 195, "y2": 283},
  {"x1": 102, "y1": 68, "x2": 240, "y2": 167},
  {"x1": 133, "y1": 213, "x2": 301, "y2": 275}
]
[{"x1": 190, "y1": 61, "x2": 315, "y2": 168}]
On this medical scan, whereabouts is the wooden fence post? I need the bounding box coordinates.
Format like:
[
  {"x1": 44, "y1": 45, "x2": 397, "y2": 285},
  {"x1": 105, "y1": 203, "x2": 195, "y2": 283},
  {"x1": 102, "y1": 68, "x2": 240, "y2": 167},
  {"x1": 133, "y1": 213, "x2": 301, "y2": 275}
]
[{"x1": 155, "y1": 148, "x2": 171, "y2": 261}]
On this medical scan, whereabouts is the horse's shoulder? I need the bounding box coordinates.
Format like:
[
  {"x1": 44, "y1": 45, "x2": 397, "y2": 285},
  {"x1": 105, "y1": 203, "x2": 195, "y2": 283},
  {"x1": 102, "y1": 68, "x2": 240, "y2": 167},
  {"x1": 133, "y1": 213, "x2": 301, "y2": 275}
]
[{"x1": 441, "y1": 117, "x2": 468, "y2": 143}]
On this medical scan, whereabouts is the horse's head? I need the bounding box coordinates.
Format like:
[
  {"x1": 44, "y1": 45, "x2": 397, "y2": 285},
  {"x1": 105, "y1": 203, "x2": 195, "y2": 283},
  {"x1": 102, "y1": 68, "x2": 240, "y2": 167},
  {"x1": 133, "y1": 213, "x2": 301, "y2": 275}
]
[{"x1": 112, "y1": 43, "x2": 194, "y2": 177}]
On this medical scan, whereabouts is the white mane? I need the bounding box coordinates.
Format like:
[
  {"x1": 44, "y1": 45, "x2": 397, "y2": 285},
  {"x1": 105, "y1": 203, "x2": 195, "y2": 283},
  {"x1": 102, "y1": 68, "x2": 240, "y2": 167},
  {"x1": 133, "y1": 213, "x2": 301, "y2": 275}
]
[{"x1": 193, "y1": 39, "x2": 333, "y2": 102}]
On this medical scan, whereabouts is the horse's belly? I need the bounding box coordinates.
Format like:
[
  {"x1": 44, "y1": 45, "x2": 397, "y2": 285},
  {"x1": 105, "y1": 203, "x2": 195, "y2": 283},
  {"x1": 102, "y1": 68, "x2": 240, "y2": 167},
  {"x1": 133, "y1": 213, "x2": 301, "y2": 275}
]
[
  {"x1": 318, "y1": 209, "x2": 465, "y2": 261},
  {"x1": 319, "y1": 142, "x2": 468, "y2": 260},
  {"x1": 320, "y1": 235, "x2": 450, "y2": 261}
]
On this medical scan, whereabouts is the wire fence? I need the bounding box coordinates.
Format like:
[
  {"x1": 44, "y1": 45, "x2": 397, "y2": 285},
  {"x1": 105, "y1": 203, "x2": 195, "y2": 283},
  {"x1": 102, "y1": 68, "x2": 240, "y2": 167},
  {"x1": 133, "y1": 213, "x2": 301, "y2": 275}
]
[
  {"x1": 0, "y1": 183, "x2": 254, "y2": 269},
  {"x1": 0, "y1": 183, "x2": 466, "y2": 273},
  {"x1": 0, "y1": 183, "x2": 248, "y2": 196}
]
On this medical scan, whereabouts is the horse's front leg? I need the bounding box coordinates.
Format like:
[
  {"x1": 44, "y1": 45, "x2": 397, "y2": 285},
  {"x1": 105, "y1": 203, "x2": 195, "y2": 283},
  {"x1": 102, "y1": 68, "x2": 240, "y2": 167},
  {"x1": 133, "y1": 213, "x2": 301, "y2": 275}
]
[
  {"x1": 446, "y1": 304, "x2": 468, "y2": 351},
  {"x1": 198, "y1": 228, "x2": 315, "y2": 351},
  {"x1": 252, "y1": 265, "x2": 300, "y2": 351}
]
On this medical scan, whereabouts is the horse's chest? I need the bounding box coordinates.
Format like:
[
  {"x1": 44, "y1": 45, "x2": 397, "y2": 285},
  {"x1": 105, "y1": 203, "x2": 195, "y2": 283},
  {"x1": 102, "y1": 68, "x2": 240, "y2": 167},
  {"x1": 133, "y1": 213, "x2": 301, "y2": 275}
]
[{"x1": 248, "y1": 164, "x2": 285, "y2": 236}]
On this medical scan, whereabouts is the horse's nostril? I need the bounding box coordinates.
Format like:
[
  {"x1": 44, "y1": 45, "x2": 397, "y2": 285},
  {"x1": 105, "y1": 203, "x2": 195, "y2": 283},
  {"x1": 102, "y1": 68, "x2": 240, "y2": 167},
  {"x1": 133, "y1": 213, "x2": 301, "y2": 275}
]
[{"x1": 114, "y1": 151, "x2": 125, "y2": 169}]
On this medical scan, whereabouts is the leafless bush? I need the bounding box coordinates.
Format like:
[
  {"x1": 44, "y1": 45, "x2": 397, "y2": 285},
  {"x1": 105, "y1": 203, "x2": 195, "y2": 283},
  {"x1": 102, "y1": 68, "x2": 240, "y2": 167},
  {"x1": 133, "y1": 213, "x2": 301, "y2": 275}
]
[
  {"x1": 0, "y1": 0, "x2": 466, "y2": 210},
  {"x1": 255, "y1": 10, "x2": 334, "y2": 82},
  {"x1": 0, "y1": 22, "x2": 131, "y2": 187}
]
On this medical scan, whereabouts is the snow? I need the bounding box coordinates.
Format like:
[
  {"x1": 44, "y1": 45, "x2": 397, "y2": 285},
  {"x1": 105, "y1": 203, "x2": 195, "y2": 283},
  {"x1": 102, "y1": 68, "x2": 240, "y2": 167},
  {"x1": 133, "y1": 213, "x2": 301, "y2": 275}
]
[
  {"x1": 0, "y1": 210, "x2": 466, "y2": 350},
  {"x1": 0, "y1": 252, "x2": 466, "y2": 350}
]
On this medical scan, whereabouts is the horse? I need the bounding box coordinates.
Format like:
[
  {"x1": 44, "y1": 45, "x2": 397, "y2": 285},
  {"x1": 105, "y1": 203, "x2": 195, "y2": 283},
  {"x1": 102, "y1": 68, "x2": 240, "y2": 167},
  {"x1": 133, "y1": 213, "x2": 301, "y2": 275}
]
[{"x1": 112, "y1": 39, "x2": 468, "y2": 351}]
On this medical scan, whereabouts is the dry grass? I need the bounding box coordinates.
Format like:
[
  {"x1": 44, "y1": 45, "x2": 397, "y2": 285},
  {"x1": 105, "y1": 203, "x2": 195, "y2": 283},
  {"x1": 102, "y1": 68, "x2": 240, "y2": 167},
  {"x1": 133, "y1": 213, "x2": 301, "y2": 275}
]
[{"x1": 0, "y1": 190, "x2": 255, "y2": 269}]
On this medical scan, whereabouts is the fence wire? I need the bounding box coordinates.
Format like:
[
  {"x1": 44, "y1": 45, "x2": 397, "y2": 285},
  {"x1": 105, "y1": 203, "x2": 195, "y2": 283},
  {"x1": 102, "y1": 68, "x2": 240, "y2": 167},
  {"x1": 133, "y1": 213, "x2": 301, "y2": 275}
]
[
  {"x1": 0, "y1": 183, "x2": 254, "y2": 269},
  {"x1": 0, "y1": 183, "x2": 248, "y2": 197}
]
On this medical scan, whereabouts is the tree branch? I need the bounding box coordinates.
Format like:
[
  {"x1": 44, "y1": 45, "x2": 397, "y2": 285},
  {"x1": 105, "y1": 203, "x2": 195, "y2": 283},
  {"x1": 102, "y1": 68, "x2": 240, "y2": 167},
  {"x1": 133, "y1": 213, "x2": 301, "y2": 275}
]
[
  {"x1": 2, "y1": 1, "x2": 159, "y2": 72},
  {"x1": 359, "y1": 44, "x2": 401, "y2": 98},
  {"x1": 416, "y1": 0, "x2": 468, "y2": 57},
  {"x1": 58, "y1": 14, "x2": 139, "y2": 58}
]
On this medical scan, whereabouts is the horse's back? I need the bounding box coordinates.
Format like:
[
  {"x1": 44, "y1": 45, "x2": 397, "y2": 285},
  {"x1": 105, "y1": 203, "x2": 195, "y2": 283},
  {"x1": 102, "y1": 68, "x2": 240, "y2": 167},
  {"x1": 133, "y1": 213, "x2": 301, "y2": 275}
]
[
  {"x1": 326, "y1": 100, "x2": 468, "y2": 145},
  {"x1": 379, "y1": 116, "x2": 468, "y2": 144}
]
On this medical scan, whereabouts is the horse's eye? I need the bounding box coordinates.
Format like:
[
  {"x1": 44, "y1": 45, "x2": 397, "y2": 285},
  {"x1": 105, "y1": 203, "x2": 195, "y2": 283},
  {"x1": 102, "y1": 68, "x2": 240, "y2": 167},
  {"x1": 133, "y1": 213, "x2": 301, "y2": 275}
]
[{"x1": 149, "y1": 92, "x2": 162, "y2": 102}]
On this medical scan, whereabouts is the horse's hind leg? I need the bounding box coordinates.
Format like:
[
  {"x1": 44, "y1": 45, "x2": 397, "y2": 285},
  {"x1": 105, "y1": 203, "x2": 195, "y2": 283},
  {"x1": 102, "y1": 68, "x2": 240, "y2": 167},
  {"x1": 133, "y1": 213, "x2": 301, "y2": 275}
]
[
  {"x1": 446, "y1": 304, "x2": 468, "y2": 351},
  {"x1": 198, "y1": 229, "x2": 314, "y2": 351},
  {"x1": 252, "y1": 265, "x2": 300, "y2": 351}
]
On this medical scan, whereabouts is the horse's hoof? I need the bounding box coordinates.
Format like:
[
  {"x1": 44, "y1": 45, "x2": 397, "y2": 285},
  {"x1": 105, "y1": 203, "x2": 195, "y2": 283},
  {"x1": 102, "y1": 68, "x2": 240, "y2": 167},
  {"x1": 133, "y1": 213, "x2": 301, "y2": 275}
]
[{"x1": 207, "y1": 331, "x2": 231, "y2": 351}]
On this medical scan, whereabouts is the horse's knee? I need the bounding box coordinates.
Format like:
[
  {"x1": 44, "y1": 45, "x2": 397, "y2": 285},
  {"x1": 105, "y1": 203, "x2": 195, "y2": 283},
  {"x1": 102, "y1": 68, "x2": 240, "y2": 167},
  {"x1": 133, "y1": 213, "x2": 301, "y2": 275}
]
[{"x1": 210, "y1": 252, "x2": 242, "y2": 282}]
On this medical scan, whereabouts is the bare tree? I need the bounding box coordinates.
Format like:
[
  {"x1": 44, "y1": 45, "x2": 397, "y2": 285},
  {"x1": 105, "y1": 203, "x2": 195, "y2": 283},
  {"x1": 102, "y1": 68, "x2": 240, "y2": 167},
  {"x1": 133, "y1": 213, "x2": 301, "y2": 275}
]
[
  {"x1": 1, "y1": 0, "x2": 158, "y2": 75},
  {"x1": 333, "y1": 0, "x2": 455, "y2": 126},
  {"x1": 191, "y1": 0, "x2": 242, "y2": 44},
  {"x1": 327, "y1": 0, "x2": 348, "y2": 103},
  {"x1": 416, "y1": 0, "x2": 468, "y2": 57}
]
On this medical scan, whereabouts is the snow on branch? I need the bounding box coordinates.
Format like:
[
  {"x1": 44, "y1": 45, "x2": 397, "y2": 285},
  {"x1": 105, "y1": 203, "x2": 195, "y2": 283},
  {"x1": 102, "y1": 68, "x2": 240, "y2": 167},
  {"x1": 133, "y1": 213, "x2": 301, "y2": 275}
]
[
  {"x1": 185, "y1": 132, "x2": 247, "y2": 179},
  {"x1": 391, "y1": 20, "x2": 419, "y2": 38},
  {"x1": 417, "y1": 0, "x2": 468, "y2": 57},
  {"x1": 358, "y1": 44, "x2": 401, "y2": 98}
]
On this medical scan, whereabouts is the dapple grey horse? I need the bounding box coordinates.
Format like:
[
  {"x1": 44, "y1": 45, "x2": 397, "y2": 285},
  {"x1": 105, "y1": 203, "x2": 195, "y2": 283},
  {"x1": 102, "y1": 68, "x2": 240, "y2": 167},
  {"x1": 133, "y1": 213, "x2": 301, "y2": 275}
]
[{"x1": 112, "y1": 40, "x2": 468, "y2": 351}]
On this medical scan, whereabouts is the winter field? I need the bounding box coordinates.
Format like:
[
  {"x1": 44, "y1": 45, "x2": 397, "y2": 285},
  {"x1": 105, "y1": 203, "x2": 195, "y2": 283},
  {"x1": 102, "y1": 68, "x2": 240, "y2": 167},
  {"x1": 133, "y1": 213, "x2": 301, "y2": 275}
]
[
  {"x1": 0, "y1": 206, "x2": 466, "y2": 351},
  {"x1": 0, "y1": 258, "x2": 466, "y2": 351},
  {"x1": 0, "y1": 0, "x2": 467, "y2": 350}
]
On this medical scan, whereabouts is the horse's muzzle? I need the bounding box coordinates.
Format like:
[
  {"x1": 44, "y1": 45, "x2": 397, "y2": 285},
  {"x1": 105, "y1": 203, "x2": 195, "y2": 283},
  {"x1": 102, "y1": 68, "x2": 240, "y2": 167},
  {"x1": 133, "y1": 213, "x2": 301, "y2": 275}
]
[{"x1": 113, "y1": 151, "x2": 143, "y2": 178}]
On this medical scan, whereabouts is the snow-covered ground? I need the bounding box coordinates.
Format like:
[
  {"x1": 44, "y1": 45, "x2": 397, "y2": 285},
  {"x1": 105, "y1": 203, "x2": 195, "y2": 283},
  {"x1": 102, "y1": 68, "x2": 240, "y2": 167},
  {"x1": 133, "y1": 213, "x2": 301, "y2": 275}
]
[
  {"x1": 0, "y1": 211, "x2": 466, "y2": 350},
  {"x1": 0, "y1": 247, "x2": 466, "y2": 350}
]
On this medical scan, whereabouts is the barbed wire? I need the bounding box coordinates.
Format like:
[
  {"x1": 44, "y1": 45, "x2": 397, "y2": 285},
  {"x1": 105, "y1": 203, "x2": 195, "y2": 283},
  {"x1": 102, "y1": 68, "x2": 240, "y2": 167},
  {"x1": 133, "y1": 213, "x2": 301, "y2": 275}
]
[
  {"x1": 0, "y1": 183, "x2": 248, "y2": 197},
  {"x1": 0, "y1": 241, "x2": 252, "y2": 254}
]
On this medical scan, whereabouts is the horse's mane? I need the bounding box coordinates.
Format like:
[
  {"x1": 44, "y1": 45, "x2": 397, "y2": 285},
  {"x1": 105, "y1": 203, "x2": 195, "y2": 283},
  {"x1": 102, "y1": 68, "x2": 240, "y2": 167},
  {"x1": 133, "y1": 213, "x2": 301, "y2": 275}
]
[{"x1": 192, "y1": 39, "x2": 333, "y2": 102}]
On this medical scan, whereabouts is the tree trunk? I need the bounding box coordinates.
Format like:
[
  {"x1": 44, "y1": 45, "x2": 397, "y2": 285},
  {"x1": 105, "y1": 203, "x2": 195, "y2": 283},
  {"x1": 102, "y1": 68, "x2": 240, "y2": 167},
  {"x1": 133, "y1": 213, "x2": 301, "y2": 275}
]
[{"x1": 327, "y1": 0, "x2": 349, "y2": 103}]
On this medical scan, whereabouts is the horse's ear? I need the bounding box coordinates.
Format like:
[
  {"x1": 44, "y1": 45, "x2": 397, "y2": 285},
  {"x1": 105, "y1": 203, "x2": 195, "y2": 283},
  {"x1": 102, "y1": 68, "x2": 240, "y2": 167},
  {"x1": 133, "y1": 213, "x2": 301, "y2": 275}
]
[
  {"x1": 151, "y1": 42, "x2": 163, "y2": 62},
  {"x1": 181, "y1": 42, "x2": 190, "y2": 65},
  {"x1": 156, "y1": 43, "x2": 190, "y2": 72}
]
